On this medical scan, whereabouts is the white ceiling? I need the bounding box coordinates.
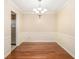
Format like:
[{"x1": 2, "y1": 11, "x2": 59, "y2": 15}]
[{"x1": 12, "y1": 0, "x2": 67, "y2": 14}]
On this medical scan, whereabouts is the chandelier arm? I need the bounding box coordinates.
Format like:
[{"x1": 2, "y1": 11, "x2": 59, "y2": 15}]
[{"x1": 33, "y1": 0, "x2": 47, "y2": 19}]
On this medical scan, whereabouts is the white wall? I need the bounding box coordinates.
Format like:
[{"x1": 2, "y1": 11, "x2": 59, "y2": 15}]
[
  {"x1": 56, "y1": 0, "x2": 75, "y2": 57},
  {"x1": 23, "y1": 14, "x2": 57, "y2": 42},
  {"x1": 4, "y1": 0, "x2": 24, "y2": 57}
]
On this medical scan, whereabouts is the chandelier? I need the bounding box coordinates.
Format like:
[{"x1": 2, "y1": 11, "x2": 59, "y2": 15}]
[{"x1": 33, "y1": 0, "x2": 47, "y2": 18}]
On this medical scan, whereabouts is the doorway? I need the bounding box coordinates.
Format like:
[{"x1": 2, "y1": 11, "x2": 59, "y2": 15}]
[{"x1": 11, "y1": 11, "x2": 16, "y2": 50}]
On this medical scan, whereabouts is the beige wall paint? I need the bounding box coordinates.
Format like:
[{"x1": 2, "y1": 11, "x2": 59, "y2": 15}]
[
  {"x1": 4, "y1": 0, "x2": 24, "y2": 57},
  {"x1": 23, "y1": 14, "x2": 57, "y2": 42},
  {"x1": 57, "y1": 0, "x2": 75, "y2": 36},
  {"x1": 4, "y1": 0, "x2": 11, "y2": 57},
  {"x1": 23, "y1": 14, "x2": 57, "y2": 32},
  {"x1": 56, "y1": 0, "x2": 75, "y2": 57}
]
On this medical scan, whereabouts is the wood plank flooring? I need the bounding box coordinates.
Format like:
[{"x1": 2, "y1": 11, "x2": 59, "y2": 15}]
[{"x1": 6, "y1": 42, "x2": 74, "y2": 59}]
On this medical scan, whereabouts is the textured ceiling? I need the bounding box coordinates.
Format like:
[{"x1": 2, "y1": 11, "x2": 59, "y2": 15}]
[{"x1": 12, "y1": 0, "x2": 67, "y2": 14}]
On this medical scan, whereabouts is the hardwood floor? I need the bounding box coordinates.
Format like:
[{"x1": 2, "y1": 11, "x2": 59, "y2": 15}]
[{"x1": 6, "y1": 42, "x2": 74, "y2": 59}]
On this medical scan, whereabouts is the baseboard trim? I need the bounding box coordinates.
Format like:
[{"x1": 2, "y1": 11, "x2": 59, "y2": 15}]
[{"x1": 57, "y1": 42, "x2": 75, "y2": 58}]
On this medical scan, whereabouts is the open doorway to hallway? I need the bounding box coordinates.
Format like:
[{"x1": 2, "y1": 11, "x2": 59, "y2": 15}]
[{"x1": 11, "y1": 11, "x2": 16, "y2": 50}]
